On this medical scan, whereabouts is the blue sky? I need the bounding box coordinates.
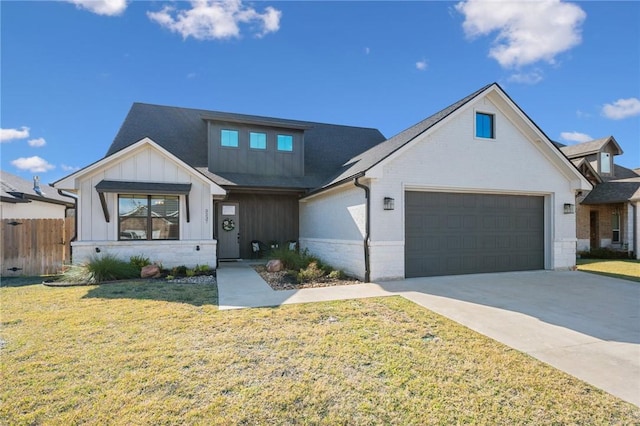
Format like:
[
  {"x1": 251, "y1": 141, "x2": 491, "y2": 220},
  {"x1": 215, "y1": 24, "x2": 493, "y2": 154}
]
[{"x1": 2, "y1": 0, "x2": 639, "y2": 184}]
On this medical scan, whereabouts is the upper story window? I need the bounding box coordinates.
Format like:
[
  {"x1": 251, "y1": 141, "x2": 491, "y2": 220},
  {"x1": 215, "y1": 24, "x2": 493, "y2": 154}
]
[
  {"x1": 475, "y1": 112, "x2": 495, "y2": 139},
  {"x1": 600, "y1": 152, "x2": 611, "y2": 174},
  {"x1": 221, "y1": 129, "x2": 239, "y2": 147},
  {"x1": 250, "y1": 132, "x2": 267, "y2": 150},
  {"x1": 118, "y1": 195, "x2": 179, "y2": 240},
  {"x1": 277, "y1": 134, "x2": 294, "y2": 151}
]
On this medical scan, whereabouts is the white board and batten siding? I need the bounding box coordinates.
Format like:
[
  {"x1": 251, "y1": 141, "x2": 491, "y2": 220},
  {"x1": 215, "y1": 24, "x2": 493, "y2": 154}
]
[{"x1": 70, "y1": 142, "x2": 219, "y2": 268}]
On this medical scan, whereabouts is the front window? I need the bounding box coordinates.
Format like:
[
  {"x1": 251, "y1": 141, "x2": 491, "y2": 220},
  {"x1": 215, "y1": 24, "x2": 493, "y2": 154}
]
[
  {"x1": 277, "y1": 134, "x2": 293, "y2": 151},
  {"x1": 612, "y1": 211, "x2": 620, "y2": 243},
  {"x1": 475, "y1": 112, "x2": 494, "y2": 139},
  {"x1": 250, "y1": 132, "x2": 267, "y2": 149},
  {"x1": 601, "y1": 152, "x2": 611, "y2": 174},
  {"x1": 118, "y1": 195, "x2": 179, "y2": 240},
  {"x1": 221, "y1": 129, "x2": 239, "y2": 147}
]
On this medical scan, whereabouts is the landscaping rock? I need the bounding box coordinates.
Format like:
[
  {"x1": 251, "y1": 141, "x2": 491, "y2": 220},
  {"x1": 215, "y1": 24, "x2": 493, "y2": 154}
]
[
  {"x1": 141, "y1": 264, "x2": 161, "y2": 278},
  {"x1": 266, "y1": 259, "x2": 283, "y2": 273}
]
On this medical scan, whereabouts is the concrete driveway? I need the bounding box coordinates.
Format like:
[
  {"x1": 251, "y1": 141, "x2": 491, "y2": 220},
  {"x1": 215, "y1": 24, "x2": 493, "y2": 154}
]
[{"x1": 218, "y1": 266, "x2": 640, "y2": 406}]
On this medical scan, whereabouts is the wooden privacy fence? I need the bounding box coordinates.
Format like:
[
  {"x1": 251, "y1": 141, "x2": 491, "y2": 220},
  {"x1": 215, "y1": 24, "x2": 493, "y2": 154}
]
[{"x1": 1, "y1": 218, "x2": 75, "y2": 277}]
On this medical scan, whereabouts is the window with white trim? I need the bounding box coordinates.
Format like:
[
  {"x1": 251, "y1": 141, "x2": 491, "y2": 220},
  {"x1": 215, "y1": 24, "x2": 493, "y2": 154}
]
[
  {"x1": 612, "y1": 211, "x2": 620, "y2": 243},
  {"x1": 475, "y1": 112, "x2": 495, "y2": 139},
  {"x1": 601, "y1": 152, "x2": 611, "y2": 174}
]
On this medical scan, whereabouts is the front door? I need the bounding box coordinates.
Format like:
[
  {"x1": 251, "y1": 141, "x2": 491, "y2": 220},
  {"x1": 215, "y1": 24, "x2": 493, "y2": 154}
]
[
  {"x1": 590, "y1": 211, "x2": 599, "y2": 249},
  {"x1": 217, "y1": 202, "x2": 240, "y2": 259}
]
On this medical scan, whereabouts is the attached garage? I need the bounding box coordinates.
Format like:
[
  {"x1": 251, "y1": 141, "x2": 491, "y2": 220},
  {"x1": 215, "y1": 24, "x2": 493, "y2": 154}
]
[{"x1": 405, "y1": 192, "x2": 545, "y2": 277}]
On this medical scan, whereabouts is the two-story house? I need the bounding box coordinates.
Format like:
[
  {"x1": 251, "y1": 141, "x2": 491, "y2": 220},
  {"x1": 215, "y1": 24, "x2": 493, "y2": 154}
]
[
  {"x1": 559, "y1": 137, "x2": 640, "y2": 257},
  {"x1": 54, "y1": 83, "x2": 591, "y2": 280}
]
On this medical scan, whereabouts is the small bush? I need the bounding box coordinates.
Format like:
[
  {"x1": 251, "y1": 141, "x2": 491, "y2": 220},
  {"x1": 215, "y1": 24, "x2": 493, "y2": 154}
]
[
  {"x1": 172, "y1": 265, "x2": 188, "y2": 276},
  {"x1": 186, "y1": 268, "x2": 196, "y2": 277},
  {"x1": 297, "y1": 261, "x2": 325, "y2": 283},
  {"x1": 86, "y1": 254, "x2": 140, "y2": 283},
  {"x1": 129, "y1": 255, "x2": 151, "y2": 270},
  {"x1": 328, "y1": 270, "x2": 345, "y2": 280},
  {"x1": 195, "y1": 264, "x2": 210, "y2": 273}
]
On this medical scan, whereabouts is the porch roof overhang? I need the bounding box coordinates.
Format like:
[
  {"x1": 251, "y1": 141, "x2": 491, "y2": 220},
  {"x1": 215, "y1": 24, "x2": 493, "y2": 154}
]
[{"x1": 95, "y1": 180, "x2": 192, "y2": 223}]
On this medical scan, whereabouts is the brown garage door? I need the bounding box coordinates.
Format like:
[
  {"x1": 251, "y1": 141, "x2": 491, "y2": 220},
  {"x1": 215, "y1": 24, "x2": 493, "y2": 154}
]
[{"x1": 405, "y1": 192, "x2": 544, "y2": 277}]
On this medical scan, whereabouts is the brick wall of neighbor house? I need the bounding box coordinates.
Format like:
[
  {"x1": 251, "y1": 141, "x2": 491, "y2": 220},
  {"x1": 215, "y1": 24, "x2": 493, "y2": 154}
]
[
  {"x1": 578, "y1": 203, "x2": 627, "y2": 251},
  {"x1": 575, "y1": 195, "x2": 591, "y2": 251},
  {"x1": 71, "y1": 240, "x2": 217, "y2": 269}
]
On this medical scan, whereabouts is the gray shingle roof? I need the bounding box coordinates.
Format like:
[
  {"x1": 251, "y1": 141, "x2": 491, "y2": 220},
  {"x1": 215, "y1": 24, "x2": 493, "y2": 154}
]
[
  {"x1": 107, "y1": 103, "x2": 387, "y2": 190},
  {"x1": 1, "y1": 170, "x2": 75, "y2": 205},
  {"x1": 560, "y1": 136, "x2": 622, "y2": 159},
  {"x1": 582, "y1": 177, "x2": 640, "y2": 204}
]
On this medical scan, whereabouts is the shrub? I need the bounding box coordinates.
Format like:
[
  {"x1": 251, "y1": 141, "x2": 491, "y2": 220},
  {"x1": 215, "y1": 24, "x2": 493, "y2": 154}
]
[
  {"x1": 328, "y1": 269, "x2": 345, "y2": 280},
  {"x1": 172, "y1": 265, "x2": 188, "y2": 276},
  {"x1": 186, "y1": 268, "x2": 196, "y2": 277},
  {"x1": 195, "y1": 264, "x2": 210, "y2": 273},
  {"x1": 129, "y1": 255, "x2": 151, "y2": 270},
  {"x1": 297, "y1": 261, "x2": 325, "y2": 283},
  {"x1": 86, "y1": 254, "x2": 140, "y2": 283}
]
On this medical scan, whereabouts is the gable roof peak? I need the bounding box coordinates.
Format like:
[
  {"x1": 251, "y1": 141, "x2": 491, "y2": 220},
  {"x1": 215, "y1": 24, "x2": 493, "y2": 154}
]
[{"x1": 559, "y1": 136, "x2": 622, "y2": 159}]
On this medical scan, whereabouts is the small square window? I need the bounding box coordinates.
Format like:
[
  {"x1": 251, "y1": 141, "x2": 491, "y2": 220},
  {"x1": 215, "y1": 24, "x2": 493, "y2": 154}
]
[
  {"x1": 250, "y1": 132, "x2": 267, "y2": 149},
  {"x1": 277, "y1": 134, "x2": 293, "y2": 151},
  {"x1": 221, "y1": 129, "x2": 238, "y2": 147},
  {"x1": 475, "y1": 112, "x2": 494, "y2": 139}
]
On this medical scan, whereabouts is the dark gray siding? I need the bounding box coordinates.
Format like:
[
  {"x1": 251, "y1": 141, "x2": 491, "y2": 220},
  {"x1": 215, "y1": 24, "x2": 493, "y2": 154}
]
[
  {"x1": 208, "y1": 121, "x2": 304, "y2": 177},
  {"x1": 219, "y1": 193, "x2": 299, "y2": 259},
  {"x1": 405, "y1": 192, "x2": 544, "y2": 277}
]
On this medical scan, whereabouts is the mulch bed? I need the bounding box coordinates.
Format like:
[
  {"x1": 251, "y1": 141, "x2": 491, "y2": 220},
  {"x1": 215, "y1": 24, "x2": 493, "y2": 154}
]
[{"x1": 252, "y1": 265, "x2": 362, "y2": 291}]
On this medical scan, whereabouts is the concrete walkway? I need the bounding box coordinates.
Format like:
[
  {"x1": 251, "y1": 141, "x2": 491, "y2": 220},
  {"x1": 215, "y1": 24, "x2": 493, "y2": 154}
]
[{"x1": 217, "y1": 262, "x2": 640, "y2": 407}]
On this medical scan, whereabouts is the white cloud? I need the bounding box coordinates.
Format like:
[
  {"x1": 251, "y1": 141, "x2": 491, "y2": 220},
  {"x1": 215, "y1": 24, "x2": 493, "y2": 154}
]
[
  {"x1": 147, "y1": 0, "x2": 282, "y2": 40},
  {"x1": 11, "y1": 156, "x2": 55, "y2": 173},
  {"x1": 456, "y1": 0, "x2": 586, "y2": 68},
  {"x1": 601, "y1": 97, "x2": 640, "y2": 120},
  {"x1": 28, "y1": 137, "x2": 47, "y2": 147},
  {"x1": 508, "y1": 69, "x2": 543, "y2": 85},
  {"x1": 1, "y1": 127, "x2": 30, "y2": 142},
  {"x1": 416, "y1": 59, "x2": 428, "y2": 71},
  {"x1": 66, "y1": 0, "x2": 128, "y2": 16},
  {"x1": 560, "y1": 131, "x2": 593, "y2": 143},
  {"x1": 61, "y1": 164, "x2": 81, "y2": 172}
]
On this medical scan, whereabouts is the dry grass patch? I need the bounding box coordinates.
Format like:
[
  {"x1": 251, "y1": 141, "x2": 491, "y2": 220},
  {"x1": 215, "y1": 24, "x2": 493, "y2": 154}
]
[
  {"x1": 1, "y1": 280, "x2": 638, "y2": 425},
  {"x1": 577, "y1": 259, "x2": 640, "y2": 282}
]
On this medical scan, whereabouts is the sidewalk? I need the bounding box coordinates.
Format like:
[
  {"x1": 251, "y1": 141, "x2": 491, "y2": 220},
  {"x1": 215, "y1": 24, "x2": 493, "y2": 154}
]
[
  {"x1": 216, "y1": 261, "x2": 640, "y2": 407},
  {"x1": 216, "y1": 260, "x2": 392, "y2": 310}
]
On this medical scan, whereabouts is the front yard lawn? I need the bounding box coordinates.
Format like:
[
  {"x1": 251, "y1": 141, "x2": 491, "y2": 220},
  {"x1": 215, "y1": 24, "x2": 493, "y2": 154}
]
[
  {"x1": 577, "y1": 258, "x2": 640, "y2": 282},
  {"x1": 1, "y1": 280, "x2": 638, "y2": 424}
]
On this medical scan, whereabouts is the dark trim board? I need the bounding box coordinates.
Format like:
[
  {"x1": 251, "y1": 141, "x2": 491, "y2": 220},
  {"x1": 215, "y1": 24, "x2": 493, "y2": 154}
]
[{"x1": 405, "y1": 192, "x2": 544, "y2": 277}]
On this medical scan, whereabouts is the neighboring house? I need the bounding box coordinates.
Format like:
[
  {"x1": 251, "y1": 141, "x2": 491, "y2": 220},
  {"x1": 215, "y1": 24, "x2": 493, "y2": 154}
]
[
  {"x1": 53, "y1": 83, "x2": 591, "y2": 280},
  {"x1": 558, "y1": 137, "x2": 640, "y2": 258},
  {"x1": 1, "y1": 170, "x2": 75, "y2": 219}
]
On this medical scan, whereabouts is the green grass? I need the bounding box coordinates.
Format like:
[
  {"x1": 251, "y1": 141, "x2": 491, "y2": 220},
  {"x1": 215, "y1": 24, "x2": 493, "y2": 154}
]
[
  {"x1": 577, "y1": 258, "x2": 640, "y2": 282},
  {"x1": 1, "y1": 281, "x2": 638, "y2": 424}
]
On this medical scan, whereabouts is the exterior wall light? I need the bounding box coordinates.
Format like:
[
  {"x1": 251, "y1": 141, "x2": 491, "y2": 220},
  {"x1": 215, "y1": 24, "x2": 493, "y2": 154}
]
[
  {"x1": 384, "y1": 197, "x2": 395, "y2": 210},
  {"x1": 563, "y1": 203, "x2": 575, "y2": 214}
]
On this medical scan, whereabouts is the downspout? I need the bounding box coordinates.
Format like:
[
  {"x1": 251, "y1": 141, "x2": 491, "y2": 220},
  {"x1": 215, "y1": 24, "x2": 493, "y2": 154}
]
[
  {"x1": 58, "y1": 189, "x2": 78, "y2": 263},
  {"x1": 353, "y1": 177, "x2": 371, "y2": 283}
]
